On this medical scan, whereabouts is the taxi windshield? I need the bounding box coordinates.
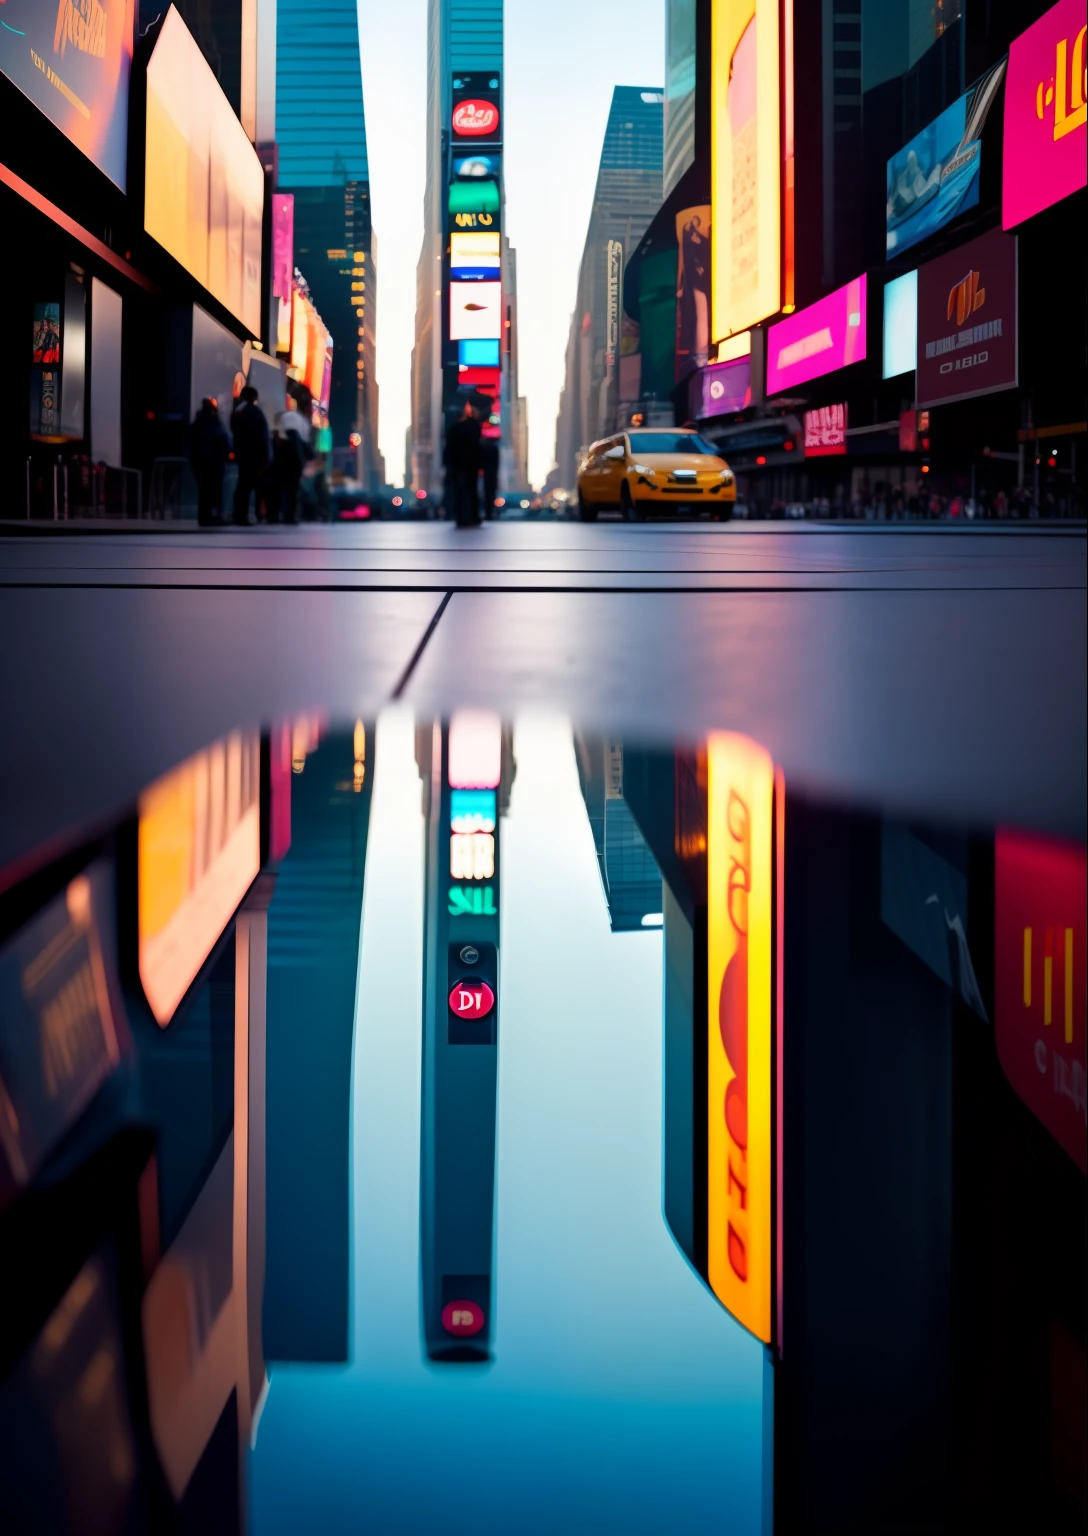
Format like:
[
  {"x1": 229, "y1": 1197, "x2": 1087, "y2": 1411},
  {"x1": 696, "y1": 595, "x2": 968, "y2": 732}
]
[{"x1": 627, "y1": 433, "x2": 719, "y2": 456}]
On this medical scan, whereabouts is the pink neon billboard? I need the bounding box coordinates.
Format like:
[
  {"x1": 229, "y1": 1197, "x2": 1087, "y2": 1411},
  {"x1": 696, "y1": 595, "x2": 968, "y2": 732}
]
[
  {"x1": 766, "y1": 276, "x2": 867, "y2": 396},
  {"x1": 1002, "y1": 0, "x2": 1087, "y2": 230}
]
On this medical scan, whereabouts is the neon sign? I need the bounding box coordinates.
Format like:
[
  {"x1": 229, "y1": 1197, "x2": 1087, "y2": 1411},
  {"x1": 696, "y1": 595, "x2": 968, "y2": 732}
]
[
  {"x1": 452, "y1": 100, "x2": 500, "y2": 137},
  {"x1": 450, "y1": 832, "x2": 495, "y2": 881},
  {"x1": 448, "y1": 885, "x2": 497, "y2": 918}
]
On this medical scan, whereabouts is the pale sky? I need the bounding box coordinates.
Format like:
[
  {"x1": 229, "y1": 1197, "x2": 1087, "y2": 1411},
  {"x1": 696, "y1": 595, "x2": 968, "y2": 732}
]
[{"x1": 358, "y1": 0, "x2": 665, "y2": 487}]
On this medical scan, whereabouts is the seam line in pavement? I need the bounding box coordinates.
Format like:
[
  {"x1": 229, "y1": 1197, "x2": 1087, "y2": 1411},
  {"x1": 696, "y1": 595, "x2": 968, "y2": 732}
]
[
  {"x1": 390, "y1": 591, "x2": 452, "y2": 699},
  {"x1": 0, "y1": 582, "x2": 1083, "y2": 595}
]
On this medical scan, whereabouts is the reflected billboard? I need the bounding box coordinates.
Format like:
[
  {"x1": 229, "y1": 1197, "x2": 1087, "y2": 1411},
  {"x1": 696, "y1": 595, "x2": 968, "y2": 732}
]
[
  {"x1": 915, "y1": 227, "x2": 1017, "y2": 408},
  {"x1": 710, "y1": 0, "x2": 780, "y2": 343},
  {"x1": 451, "y1": 70, "x2": 501, "y2": 143},
  {"x1": 138, "y1": 730, "x2": 261, "y2": 1026},
  {"x1": 1003, "y1": 0, "x2": 1087, "y2": 229},
  {"x1": 145, "y1": 5, "x2": 264, "y2": 335},
  {"x1": 707, "y1": 732, "x2": 774, "y2": 1343},
  {"x1": 0, "y1": 0, "x2": 134, "y2": 189},
  {"x1": 766, "y1": 274, "x2": 867, "y2": 395},
  {"x1": 450, "y1": 281, "x2": 502, "y2": 341},
  {"x1": 885, "y1": 61, "x2": 1005, "y2": 258}
]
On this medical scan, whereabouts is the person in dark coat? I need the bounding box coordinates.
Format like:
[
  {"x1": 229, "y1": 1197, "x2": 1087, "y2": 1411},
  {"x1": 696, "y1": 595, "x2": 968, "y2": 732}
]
[
  {"x1": 189, "y1": 397, "x2": 231, "y2": 526},
  {"x1": 479, "y1": 432, "x2": 499, "y2": 519},
  {"x1": 443, "y1": 402, "x2": 482, "y2": 527},
  {"x1": 230, "y1": 385, "x2": 271, "y2": 526}
]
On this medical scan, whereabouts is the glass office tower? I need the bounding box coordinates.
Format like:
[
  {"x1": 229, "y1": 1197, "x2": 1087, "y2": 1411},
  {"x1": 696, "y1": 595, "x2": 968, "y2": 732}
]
[{"x1": 276, "y1": 0, "x2": 380, "y2": 482}]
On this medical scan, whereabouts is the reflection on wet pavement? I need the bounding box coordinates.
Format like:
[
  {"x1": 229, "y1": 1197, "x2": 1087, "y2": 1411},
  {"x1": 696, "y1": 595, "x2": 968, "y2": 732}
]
[{"x1": 0, "y1": 713, "x2": 1084, "y2": 1533}]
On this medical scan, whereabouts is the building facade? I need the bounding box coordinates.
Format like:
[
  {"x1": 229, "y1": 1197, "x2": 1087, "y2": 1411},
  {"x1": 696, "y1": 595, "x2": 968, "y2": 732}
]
[
  {"x1": 410, "y1": 0, "x2": 524, "y2": 500},
  {"x1": 276, "y1": 0, "x2": 380, "y2": 483},
  {"x1": 551, "y1": 86, "x2": 663, "y2": 491}
]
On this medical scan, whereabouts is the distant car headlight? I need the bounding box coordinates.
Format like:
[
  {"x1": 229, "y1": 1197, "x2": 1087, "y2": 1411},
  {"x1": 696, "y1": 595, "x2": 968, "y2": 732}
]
[{"x1": 632, "y1": 463, "x2": 653, "y2": 476}]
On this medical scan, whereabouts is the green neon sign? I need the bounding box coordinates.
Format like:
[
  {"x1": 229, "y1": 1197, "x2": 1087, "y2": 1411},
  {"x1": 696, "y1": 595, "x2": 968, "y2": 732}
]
[{"x1": 448, "y1": 884, "x2": 497, "y2": 917}]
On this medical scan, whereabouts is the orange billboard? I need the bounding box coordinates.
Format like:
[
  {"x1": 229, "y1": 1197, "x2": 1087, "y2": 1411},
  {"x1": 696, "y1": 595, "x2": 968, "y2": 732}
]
[
  {"x1": 145, "y1": 5, "x2": 264, "y2": 335},
  {"x1": 138, "y1": 731, "x2": 261, "y2": 1026},
  {"x1": 710, "y1": 0, "x2": 781, "y2": 343},
  {"x1": 707, "y1": 731, "x2": 774, "y2": 1341}
]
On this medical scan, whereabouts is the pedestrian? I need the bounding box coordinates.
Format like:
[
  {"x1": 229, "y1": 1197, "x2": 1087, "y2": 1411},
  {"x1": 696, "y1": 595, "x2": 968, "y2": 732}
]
[
  {"x1": 444, "y1": 401, "x2": 482, "y2": 527},
  {"x1": 479, "y1": 431, "x2": 499, "y2": 519},
  {"x1": 189, "y1": 397, "x2": 230, "y2": 527},
  {"x1": 230, "y1": 385, "x2": 271, "y2": 526},
  {"x1": 273, "y1": 398, "x2": 313, "y2": 525}
]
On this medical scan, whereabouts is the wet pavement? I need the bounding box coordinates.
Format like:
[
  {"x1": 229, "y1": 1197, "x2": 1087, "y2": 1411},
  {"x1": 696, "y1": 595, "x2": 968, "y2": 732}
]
[{"x1": 0, "y1": 523, "x2": 1085, "y2": 1533}]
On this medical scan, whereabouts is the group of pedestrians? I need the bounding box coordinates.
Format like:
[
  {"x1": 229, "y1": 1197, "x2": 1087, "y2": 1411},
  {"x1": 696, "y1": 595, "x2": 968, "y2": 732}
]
[
  {"x1": 443, "y1": 400, "x2": 499, "y2": 527},
  {"x1": 189, "y1": 386, "x2": 314, "y2": 527}
]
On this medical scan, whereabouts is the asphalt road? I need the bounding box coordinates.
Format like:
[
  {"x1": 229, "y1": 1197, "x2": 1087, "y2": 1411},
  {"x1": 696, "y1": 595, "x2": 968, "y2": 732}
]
[{"x1": 1, "y1": 522, "x2": 1084, "y2": 877}]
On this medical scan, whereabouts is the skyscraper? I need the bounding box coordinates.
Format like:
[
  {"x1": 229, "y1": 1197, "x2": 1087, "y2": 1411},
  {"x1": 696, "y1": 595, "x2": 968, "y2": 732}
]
[
  {"x1": 411, "y1": 0, "x2": 519, "y2": 499},
  {"x1": 276, "y1": 0, "x2": 379, "y2": 482},
  {"x1": 551, "y1": 87, "x2": 663, "y2": 490}
]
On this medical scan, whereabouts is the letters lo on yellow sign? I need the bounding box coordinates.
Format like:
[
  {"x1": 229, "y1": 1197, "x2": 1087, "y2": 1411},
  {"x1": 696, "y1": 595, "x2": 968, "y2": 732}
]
[{"x1": 707, "y1": 732, "x2": 773, "y2": 1342}]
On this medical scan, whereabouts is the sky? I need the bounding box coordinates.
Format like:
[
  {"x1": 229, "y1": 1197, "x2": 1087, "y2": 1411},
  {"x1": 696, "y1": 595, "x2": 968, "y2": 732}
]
[
  {"x1": 357, "y1": 0, "x2": 666, "y2": 488},
  {"x1": 251, "y1": 706, "x2": 767, "y2": 1532}
]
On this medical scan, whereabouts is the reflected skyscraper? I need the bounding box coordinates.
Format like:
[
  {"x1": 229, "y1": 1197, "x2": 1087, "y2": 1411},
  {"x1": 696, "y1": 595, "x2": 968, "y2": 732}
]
[{"x1": 575, "y1": 736, "x2": 663, "y2": 931}]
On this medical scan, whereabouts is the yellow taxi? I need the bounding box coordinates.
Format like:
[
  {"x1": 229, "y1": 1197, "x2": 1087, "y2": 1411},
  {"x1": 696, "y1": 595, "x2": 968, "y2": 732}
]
[{"x1": 576, "y1": 428, "x2": 736, "y2": 522}]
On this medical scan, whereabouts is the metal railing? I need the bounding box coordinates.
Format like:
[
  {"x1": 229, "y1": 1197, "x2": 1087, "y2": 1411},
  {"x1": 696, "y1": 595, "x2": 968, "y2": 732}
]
[{"x1": 25, "y1": 457, "x2": 143, "y2": 520}]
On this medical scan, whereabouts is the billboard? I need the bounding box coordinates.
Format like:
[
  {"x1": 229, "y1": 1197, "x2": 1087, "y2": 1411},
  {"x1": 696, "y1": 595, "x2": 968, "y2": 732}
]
[
  {"x1": 885, "y1": 61, "x2": 1005, "y2": 258},
  {"x1": 272, "y1": 194, "x2": 294, "y2": 300},
  {"x1": 145, "y1": 5, "x2": 264, "y2": 335},
  {"x1": 883, "y1": 269, "x2": 918, "y2": 379},
  {"x1": 450, "y1": 280, "x2": 502, "y2": 341},
  {"x1": 710, "y1": 0, "x2": 780, "y2": 343},
  {"x1": 451, "y1": 71, "x2": 501, "y2": 142},
  {"x1": 804, "y1": 403, "x2": 847, "y2": 455},
  {"x1": 1003, "y1": 0, "x2": 1087, "y2": 229},
  {"x1": 695, "y1": 356, "x2": 751, "y2": 419},
  {"x1": 994, "y1": 831, "x2": 1086, "y2": 1173},
  {"x1": 450, "y1": 230, "x2": 500, "y2": 281},
  {"x1": 766, "y1": 274, "x2": 867, "y2": 395},
  {"x1": 676, "y1": 204, "x2": 711, "y2": 378},
  {"x1": 915, "y1": 227, "x2": 1017, "y2": 408},
  {"x1": 0, "y1": 0, "x2": 134, "y2": 190},
  {"x1": 138, "y1": 731, "x2": 260, "y2": 1026},
  {"x1": 707, "y1": 732, "x2": 774, "y2": 1343}
]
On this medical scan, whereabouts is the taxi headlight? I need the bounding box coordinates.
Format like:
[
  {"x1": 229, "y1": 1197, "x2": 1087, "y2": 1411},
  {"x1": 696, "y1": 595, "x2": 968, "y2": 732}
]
[
  {"x1": 718, "y1": 468, "x2": 734, "y2": 483},
  {"x1": 632, "y1": 463, "x2": 653, "y2": 476}
]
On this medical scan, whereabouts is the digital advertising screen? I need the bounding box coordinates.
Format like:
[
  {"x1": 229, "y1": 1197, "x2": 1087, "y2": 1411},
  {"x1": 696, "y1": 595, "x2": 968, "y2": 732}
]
[
  {"x1": 451, "y1": 71, "x2": 501, "y2": 142},
  {"x1": 766, "y1": 274, "x2": 867, "y2": 395},
  {"x1": 710, "y1": 0, "x2": 780, "y2": 343},
  {"x1": 145, "y1": 5, "x2": 264, "y2": 335},
  {"x1": 138, "y1": 730, "x2": 261, "y2": 1027},
  {"x1": 885, "y1": 61, "x2": 1004, "y2": 258},
  {"x1": 804, "y1": 403, "x2": 847, "y2": 456},
  {"x1": 695, "y1": 356, "x2": 751, "y2": 419},
  {"x1": 450, "y1": 230, "x2": 500, "y2": 281},
  {"x1": 0, "y1": 0, "x2": 134, "y2": 190},
  {"x1": 883, "y1": 269, "x2": 918, "y2": 379},
  {"x1": 450, "y1": 281, "x2": 502, "y2": 342},
  {"x1": 1003, "y1": 0, "x2": 1087, "y2": 229},
  {"x1": 915, "y1": 227, "x2": 1017, "y2": 408}
]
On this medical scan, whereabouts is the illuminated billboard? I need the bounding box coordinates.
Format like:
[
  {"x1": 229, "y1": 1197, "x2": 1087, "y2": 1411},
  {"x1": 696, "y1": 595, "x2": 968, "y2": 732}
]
[
  {"x1": 883, "y1": 269, "x2": 918, "y2": 379},
  {"x1": 707, "y1": 732, "x2": 774, "y2": 1342},
  {"x1": 694, "y1": 356, "x2": 751, "y2": 419},
  {"x1": 451, "y1": 70, "x2": 501, "y2": 142},
  {"x1": 138, "y1": 731, "x2": 261, "y2": 1026},
  {"x1": 145, "y1": 5, "x2": 264, "y2": 335},
  {"x1": 804, "y1": 403, "x2": 847, "y2": 455},
  {"x1": 450, "y1": 281, "x2": 502, "y2": 342},
  {"x1": 766, "y1": 274, "x2": 867, "y2": 395},
  {"x1": 710, "y1": 0, "x2": 780, "y2": 343},
  {"x1": 915, "y1": 227, "x2": 1017, "y2": 408},
  {"x1": 451, "y1": 230, "x2": 500, "y2": 281},
  {"x1": 0, "y1": 0, "x2": 134, "y2": 190},
  {"x1": 1003, "y1": 0, "x2": 1087, "y2": 229},
  {"x1": 994, "y1": 831, "x2": 1085, "y2": 1173},
  {"x1": 885, "y1": 61, "x2": 1005, "y2": 258},
  {"x1": 290, "y1": 288, "x2": 332, "y2": 410}
]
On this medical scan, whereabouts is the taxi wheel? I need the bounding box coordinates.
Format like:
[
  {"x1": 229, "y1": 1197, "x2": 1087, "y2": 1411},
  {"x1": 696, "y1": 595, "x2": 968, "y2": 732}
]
[
  {"x1": 620, "y1": 484, "x2": 641, "y2": 522},
  {"x1": 577, "y1": 490, "x2": 597, "y2": 522}
]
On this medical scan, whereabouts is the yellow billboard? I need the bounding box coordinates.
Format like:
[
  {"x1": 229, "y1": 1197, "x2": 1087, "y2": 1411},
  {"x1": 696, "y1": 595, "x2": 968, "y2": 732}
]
[
  {"x1": 145, "y1": 5, "x2": 264, "y2": 335},
  {"x1": 706, "y1": 732, "x2": 774, "y2": 1342},
  {"x1": 139, "y1": 731, "x2": 261, "y2": 1026},
  {"x1": 710, "y1": 0, "x2": 781, "y2": 343}
]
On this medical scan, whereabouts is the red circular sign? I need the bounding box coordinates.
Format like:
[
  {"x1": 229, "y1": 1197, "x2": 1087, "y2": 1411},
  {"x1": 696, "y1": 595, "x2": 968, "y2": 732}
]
[
  {"x1": 449, "y1": 979, "x2": 495, "y2": 1019},
  {"x1": 452, "y1": 100, "x2": 500, "y2": 137},
  {"x1": 442, "y1": 1299, "x2": 485, "y2": 1336}
]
